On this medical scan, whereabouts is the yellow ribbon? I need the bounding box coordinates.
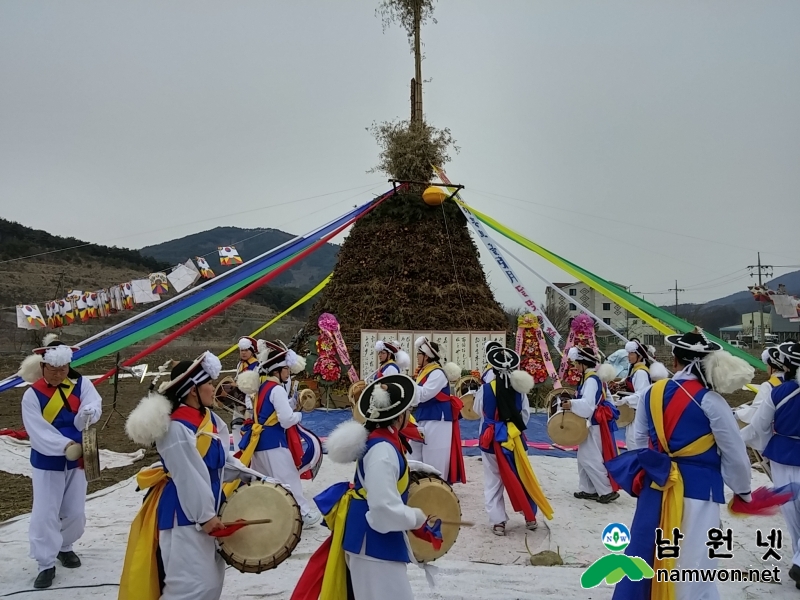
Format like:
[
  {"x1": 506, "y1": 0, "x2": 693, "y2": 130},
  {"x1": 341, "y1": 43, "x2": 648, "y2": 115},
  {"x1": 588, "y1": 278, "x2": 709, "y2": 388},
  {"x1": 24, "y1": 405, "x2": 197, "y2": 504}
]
[
  {"x1": 42, "y1": 380, "x2": 76, "y2": 424},
  {"x1": 491, "y1": 381, "x2": 554, "y2": 520},
  {"x1": 319, "y1": 466, "x2": 410, "y2": 599},
  {"x1": 648, "y1": 380, "x2": 715, "y2": 600},
  {"x1": 118, "y1": 411, "x2": 215, "y2": 600},
  {"x1": 222, "y1": 381, "x2": 279, "y2": 497},
  {"x1": 218, "y1": 275, "x2": 332, "y2": 359}
]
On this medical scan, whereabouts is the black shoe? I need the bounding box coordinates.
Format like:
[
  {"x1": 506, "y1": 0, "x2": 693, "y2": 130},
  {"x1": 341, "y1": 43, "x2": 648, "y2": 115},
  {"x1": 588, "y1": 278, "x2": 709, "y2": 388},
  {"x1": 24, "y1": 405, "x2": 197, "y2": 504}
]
[
  {"x1": 57, "y1": 551, "x2": 81, "y2": 568},
  {"x1": 574, "y1": 491, "x2": 599, "y2": 500},
  {"x1": 34, "y1": 567, "x2": 55, "y2": 589},
  {"x1": 596, "y1": 492, "x2": 620, "y2": 504},
  {"x1": 789, "y1": 564, "x2": 800, "y2": 583}
]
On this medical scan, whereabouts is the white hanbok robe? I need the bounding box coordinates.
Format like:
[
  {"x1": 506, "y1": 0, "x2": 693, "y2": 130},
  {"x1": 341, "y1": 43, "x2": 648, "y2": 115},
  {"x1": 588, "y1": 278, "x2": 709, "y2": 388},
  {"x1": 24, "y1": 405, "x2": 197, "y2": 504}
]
[
  {"x1": 570, "y1": 377, "x2": 614, "y2": 496},
  {"x1": 22, "y1": 377, "x2": 102, "y2": 571},
  {"x1": 345, "y1": 441, "x2": 427, "y2": 600},
  {"x1": 157, "y1": 413, "x2": 265, "y2": 600},
  {"x1": 408, "y1": 368, "x2": 453, "y2": 481}
]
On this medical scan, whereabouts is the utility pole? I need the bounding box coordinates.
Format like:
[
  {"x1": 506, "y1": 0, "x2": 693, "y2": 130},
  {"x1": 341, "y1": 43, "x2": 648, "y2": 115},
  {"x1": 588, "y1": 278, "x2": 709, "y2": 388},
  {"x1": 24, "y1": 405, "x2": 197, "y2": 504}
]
[
  {"x1": 668, "y1": 280, "x2": 685, "y2": 318},
  {"x1": 747, "y1": 252, "x2": 774, "y2": 345}
]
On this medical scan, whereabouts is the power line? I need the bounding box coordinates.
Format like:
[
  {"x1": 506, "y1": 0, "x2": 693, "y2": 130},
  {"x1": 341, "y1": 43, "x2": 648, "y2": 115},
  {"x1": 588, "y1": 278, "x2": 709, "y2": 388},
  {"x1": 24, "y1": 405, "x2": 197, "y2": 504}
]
[{"x1": 747, "y1": 252, "x2": 774, "y2": 344}]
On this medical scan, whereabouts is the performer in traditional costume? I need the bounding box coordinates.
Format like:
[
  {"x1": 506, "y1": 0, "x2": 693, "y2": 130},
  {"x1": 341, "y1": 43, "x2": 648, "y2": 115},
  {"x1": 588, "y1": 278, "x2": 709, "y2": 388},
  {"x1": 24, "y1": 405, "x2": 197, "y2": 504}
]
[
  {"x1": 737, "y1": 347, "x2": 789, "y2": 434},
  {"x1": 231, "y1": 336, "x2": 259, "y2": 446},
  {"x1": 474, "y1": 346, "x2": 554, "y2": 535},
  {"x1": 616, "y1": 339, "x2": 654, "y2": 451},
  {"x1": 561, "y1": 346, "x2": 620, "y2": 503},
  {"x1": 235, "y1": 345, "x2": 321, "y2": 526},
  {"x1": 607, "y1": 328, "x2": 754, "y2": 600},
  {"x1": 119, "y1": 351, "x2": 269, "y2": 600},
  {"x1": 739, "y1": 341, "x2": 800, "y2": 587},
  {"x1": 409, "y1": 337, "x2": 465, "y2": 484},
  {"x1": 291, "y1": 374, "x2": 443, "y2": 600},
  {"x1": 375, "y1": 339, "x2": 411, "y2": 378},
  {"x1": 18, "y1": 337, "x2": 102, "y2": 589}
]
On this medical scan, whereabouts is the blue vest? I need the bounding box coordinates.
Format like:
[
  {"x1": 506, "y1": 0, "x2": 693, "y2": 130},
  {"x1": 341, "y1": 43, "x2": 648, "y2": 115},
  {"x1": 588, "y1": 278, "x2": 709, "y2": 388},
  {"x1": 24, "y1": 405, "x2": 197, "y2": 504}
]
[
  {"x1": 414, "y1": 367, "x2": 454, "y2": 422},
  {"x1": 478, "y1": 382, "x2": 524, "y2": 455},
  {"x1": 238, "y1": 381, "x2": 287, "y2": 451},
  {"x1": 157, "y1": 414, "x2": 226, "y2": 530},
  {"x1": 764, "y1": 380, "x2": 800, "y2": 467},
  {"x1": 342, "y1": 437, "x2": 411, "y2": 562},
  {"x1": 379, "y1": 362, "x2": 399, "y2": 376},
  {"x1": 30, "y1": 378, "x2": 84, "y2": 471},
  {"x1": 644, "y1": 380, "x2": 724, "y2": 502}
]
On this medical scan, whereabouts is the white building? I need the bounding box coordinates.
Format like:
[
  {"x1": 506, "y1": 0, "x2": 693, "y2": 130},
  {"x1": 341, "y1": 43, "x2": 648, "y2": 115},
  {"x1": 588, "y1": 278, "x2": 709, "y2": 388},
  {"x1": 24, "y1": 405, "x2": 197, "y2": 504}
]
[{"x1": 545, "y1": 281, "x2": 663, "y2": 346}]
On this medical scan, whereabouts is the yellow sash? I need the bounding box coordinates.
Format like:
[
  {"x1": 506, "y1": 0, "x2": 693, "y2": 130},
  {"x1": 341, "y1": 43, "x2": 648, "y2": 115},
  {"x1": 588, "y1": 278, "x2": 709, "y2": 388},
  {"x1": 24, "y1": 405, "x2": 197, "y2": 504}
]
[
  {"x1": 491, "y1": 381, "x2": 554, "y2": 520},
  {"x1": 222, "y1": 379, "x2": 280, "y2": 497},
  {"x1": 415, "y1": 362, "x2": 441, "y2": 384},
  {"x1": 42, "y1": 380, "x2": 77, "y2": 424},
  {"x1": 321, "y1": 464, "x2": 409, "y2": 600},
  {"x1": 237, "y1": 357, "x2": 258, "y2": 374},
  {"x1": 768, "y1": 375, "x2": 783, "y2": 388},
  {"x1": 631, "y1": 363, "x2": 650, "y2": 375},
  {"x1": 648, "y1": 380, "x2": 715, "y2": 600},
  {"x1": 118, "y1": 410, "x2": 214, "y2": 600}
]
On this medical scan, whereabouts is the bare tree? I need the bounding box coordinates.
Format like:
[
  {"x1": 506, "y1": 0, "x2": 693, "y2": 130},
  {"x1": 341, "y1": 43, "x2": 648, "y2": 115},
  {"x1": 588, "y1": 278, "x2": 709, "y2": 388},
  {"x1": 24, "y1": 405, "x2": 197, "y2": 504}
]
[{"x1": 543, "y1": 303, "x2": 572, "y2": 339}]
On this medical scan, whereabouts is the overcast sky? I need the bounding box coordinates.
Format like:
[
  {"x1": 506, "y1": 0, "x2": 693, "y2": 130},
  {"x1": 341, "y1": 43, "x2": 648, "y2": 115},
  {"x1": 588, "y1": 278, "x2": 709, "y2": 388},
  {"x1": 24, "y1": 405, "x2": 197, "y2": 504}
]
[{"x1": 2, "y1": 1, "x2": 799, "y2": 309}]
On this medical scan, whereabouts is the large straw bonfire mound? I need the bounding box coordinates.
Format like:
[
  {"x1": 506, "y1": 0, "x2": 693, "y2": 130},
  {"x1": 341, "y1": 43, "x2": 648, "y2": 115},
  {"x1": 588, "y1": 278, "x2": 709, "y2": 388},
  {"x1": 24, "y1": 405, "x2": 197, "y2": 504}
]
[{"x1": 304, "y1": 191, "x2": 507, "y2": 359}]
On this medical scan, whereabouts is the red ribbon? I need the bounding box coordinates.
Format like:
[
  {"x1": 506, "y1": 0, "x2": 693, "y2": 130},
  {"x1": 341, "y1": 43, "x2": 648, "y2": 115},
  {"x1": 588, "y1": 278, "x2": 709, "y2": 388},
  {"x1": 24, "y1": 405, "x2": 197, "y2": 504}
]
[
  {"x1": 447, "y1": 395, "x2": 467, "y2": 485},
  {"x1": 593, "y1": 403, "x2": 620, "y2": 492}
]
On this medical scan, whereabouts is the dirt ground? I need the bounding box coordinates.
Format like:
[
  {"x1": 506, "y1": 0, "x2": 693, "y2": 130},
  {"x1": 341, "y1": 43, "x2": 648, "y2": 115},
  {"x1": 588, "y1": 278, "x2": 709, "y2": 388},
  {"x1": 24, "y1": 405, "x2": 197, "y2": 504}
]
[{"x1": 0, "y1": 353, "x2": 770, "y2": 522}]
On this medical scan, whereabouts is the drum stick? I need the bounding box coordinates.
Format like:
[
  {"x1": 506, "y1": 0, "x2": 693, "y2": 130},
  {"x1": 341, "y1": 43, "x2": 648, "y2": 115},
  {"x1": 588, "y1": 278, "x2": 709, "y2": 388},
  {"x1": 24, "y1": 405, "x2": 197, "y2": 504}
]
[
  {"x1": 222, "y1": 518, "x2": 272, "y2": 526},
  {"x1": 426, "y1": 519, "x2": 474, "y2": 527}
]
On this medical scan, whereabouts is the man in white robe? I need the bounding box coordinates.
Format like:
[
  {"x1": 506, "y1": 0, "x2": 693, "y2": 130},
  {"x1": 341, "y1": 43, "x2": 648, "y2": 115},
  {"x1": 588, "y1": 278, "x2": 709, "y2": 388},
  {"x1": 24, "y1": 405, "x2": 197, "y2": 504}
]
[{"x1": 18, "y1": 340, "x2": 102, "y2": 589}]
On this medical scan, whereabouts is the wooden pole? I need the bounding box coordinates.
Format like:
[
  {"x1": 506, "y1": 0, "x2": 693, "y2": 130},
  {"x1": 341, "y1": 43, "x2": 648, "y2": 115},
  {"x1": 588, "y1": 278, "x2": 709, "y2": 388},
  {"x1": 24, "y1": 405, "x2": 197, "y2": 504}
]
[{"x1": 413, "y1": 0, "x2": 423, "y2": 122}]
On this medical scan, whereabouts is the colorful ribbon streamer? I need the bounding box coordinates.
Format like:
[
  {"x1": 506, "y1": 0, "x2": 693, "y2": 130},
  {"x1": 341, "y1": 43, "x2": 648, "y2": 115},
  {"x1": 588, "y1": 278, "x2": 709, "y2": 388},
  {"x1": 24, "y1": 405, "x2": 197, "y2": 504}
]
[{"x1": 218, "y1": 275, "x2": 332, "y2": 359}]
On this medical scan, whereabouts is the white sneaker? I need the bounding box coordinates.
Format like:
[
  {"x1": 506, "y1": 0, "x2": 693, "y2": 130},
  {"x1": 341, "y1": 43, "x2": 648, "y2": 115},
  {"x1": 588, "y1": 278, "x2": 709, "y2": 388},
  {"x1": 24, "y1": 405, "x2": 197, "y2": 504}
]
[{"x1": 303, "y1": 511, "x2": 322, "y2": 527}]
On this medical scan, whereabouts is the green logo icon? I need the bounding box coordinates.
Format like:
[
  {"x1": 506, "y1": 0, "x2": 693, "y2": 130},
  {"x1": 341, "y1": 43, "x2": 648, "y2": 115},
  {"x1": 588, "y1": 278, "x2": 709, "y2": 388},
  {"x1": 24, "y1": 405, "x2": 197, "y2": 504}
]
[{"x1": 581, "y1": 523, "x2": 654, "y2": 588}]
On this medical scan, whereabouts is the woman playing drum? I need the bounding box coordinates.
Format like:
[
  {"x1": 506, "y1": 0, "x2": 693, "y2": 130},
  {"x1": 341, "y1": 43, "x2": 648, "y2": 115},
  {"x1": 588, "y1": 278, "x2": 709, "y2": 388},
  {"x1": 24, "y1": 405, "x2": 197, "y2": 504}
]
[
  {"x1": 292, "y1": 374, "x2": 443, "y2": 600},
  {"x1": 119, "y1": 351, "x2": 269, "y2": 600},
  {"x1": 560, "y1": 346, "x2": 620, "y2": 504}
]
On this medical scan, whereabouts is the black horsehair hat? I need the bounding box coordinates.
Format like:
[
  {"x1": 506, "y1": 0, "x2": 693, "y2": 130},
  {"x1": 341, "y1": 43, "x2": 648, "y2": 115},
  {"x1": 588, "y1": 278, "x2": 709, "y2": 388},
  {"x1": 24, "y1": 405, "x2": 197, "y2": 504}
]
[{"x1": 357, "y1": 374, "x2": 417, "y2": 422}]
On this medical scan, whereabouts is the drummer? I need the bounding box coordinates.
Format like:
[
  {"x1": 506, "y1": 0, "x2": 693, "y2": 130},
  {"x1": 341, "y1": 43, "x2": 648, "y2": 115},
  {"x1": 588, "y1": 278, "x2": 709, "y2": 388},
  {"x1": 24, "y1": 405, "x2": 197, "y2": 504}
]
[
  {"x1": 409, "y1": 336, "x2": 466, "y2": 485},
  {"x1": 739, "y1": 342, "x2": 800, "y2": 586},
  {"x1": 292, "y1": 374, "x2": 441, "y2": 600},
  {"x1": 375, "y1": 339, "x2": 410, "y2": 378},
  {"x1": 474, "y1": 346, "x2": 553, "y2": 535},
  {"x1": 560, "y1": 346, "x2": 620, "y2": 503},
  {"x1": 119, "y1": 351, "x2": 268, "y2": 600},
  {"x1": 616, "y1": 339, "x2": 654, "y2": 451},
  {"x1": 17, "y1": 337, "x2": 102, "y2": 589},
  {"x1": 237, "y1": 345, "x2": 322, "y2": 527},
  {"x1": 231, "y1": 336, "x2": 259, "y2": 446}
]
